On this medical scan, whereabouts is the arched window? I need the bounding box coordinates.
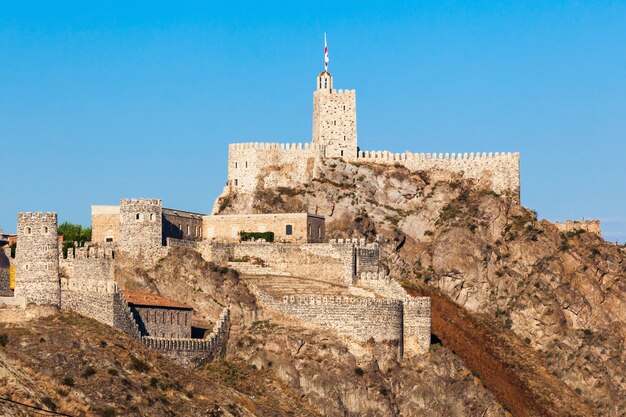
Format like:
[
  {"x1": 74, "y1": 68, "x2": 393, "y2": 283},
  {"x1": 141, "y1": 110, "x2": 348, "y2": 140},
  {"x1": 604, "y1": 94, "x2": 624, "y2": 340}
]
[{"x1": 150, "y1": 213, "x2": 155, "y2": 221}]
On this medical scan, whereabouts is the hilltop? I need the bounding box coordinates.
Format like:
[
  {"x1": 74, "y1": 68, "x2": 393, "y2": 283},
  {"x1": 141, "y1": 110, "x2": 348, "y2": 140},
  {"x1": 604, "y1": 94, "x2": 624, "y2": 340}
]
[{"x1": 217, "y1": 158, "x2": 626, "y2": 417}]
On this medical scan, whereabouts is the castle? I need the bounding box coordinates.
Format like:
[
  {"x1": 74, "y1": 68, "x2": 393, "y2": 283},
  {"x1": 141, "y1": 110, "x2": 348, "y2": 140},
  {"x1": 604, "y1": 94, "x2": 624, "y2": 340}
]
[
  {"x1": 224, "y1": 69, "x2": 521, "y2": 201},
  {"x1": 0, "y1": 61, "x2": 536, "y2": 367}
]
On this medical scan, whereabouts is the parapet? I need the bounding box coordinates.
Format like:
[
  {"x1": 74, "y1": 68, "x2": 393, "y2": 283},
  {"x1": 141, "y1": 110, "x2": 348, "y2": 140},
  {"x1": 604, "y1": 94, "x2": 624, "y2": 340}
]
[
  {"x1": 229, "y1": 142, "x2": 326, "y2": 153},
  {"x1": 357, "y1": 150, "x2": 519, "y2": 162},
  {"x1": 18, "y1": 212, "x2": 57, "y2": 221},
  {"x1": 281, "y1": 294, "x2": 401, "y2": 307},
  {"x1": 554, "y1": 220, "x2": 602, "y2": 237},
  {"x1": 120, "y1": 198, "x2": 162, "y2": 206}
]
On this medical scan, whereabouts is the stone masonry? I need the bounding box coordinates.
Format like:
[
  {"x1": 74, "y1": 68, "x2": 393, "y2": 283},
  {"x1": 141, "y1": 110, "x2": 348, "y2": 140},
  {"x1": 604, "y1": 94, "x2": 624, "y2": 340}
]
[
  {"x1": 14, "y1": 212, "x2": 60, "y2": 306},
  {"x1": 224, "y1": 69, "x2": 521, "y2": 200},
  {"x1": 118, "y1": 199, "x2": 163, "y2": 259}
]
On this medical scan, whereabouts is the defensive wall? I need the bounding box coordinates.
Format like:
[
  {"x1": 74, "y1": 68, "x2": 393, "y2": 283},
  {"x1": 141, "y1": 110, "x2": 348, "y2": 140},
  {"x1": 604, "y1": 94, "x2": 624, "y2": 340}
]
[
  {"x1": 250, "y1": 284, "x2": 430, "y2": 356},
  {"x1": 554, "y1": 220, "x2": 602, "y2": 238},
  {"x1": 226, "y1": 142, "x2": 323, "y2": 194},
  {"x1": 142, "y1": 307, "x2": 230, "y2": 368}
]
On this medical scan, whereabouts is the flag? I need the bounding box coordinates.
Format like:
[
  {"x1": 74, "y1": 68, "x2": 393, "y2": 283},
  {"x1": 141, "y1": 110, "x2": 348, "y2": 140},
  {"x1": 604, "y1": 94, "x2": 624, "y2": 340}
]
[{"x1": 324, "y1": 33, "x2": 329, "y2": 72}]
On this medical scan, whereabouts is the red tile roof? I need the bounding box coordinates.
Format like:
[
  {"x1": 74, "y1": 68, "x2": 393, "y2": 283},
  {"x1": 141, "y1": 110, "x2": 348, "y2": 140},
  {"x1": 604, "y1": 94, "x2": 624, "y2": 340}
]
[{"x1": 123, "y1": 290, "x2": 192, "y2": 310}]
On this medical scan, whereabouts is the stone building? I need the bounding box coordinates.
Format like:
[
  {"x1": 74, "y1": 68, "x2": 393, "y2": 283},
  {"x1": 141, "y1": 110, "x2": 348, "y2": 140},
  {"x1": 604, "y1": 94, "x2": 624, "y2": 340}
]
[
  {"x1": 14, "y1": 212, "x2": 60, "y2": 306},
  {"x1": 162, "y1": 208, "x2": 204, "y2": 245},
  {"x1": 124, "y1": 290, "x2": 193, "y2": 338},
  {"x1": 554, "y1": 220, "x2": 602, "y2": 238},
  {"x1": 91, "y1": 205, "x2": 120, "y2": 243},
  {"x1": 224, "y1": 63, "x2": 521, "y2": 200},
  {"x1": 203, "y1": 213, "x2": 325, "y2": 243}
]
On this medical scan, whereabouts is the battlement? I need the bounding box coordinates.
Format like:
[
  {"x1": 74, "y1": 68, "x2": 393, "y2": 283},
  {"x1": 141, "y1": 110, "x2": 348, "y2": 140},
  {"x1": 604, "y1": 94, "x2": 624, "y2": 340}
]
[
  {"x1": 120, "y1": 198, "x2": 161, "y2": 206},
  {"x1": 18, "y1": 212, "x2": 58, "y2": 221},
  {"x1": 554, "y1": 220, "x2": 602, "y2": 237},
  {"x1": 359, "y1": 271, "x2": 388, "y2": 281},
  {"x1": 229, "y1": 142, "x2": 325, "y2": 153},
  {"x1": 281, "y1": 294, "x2": 401, "y2": 307},
  {"x1": 358, "y1": 150, "x2": 519, "y2": 162},
  {"x1": 316, "y1": 88, "x2": 356, "y2": 96},
  {"x1": 60, "y1": 277, "x2": 118, "y2": 295}
]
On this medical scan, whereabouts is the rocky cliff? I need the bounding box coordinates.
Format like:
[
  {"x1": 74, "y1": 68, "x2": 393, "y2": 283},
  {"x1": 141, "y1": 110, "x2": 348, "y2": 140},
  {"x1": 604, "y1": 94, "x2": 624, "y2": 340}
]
[{"x1": 217, "y1": 158, "x2": 626, "y2": 417}]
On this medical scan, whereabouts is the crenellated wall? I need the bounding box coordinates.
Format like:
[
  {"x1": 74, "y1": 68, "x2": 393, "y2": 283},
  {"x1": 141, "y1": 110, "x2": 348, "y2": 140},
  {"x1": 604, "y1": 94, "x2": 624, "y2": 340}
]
[
  {"x1": 227, "y1": 142, "x2": 324, "y2": 193},
  {"x1": 554, "y1": 220, "x2": 602, "y2": 238},
  {"x1": 141, "y1": 307, "x2": 230, "y2": 368}
]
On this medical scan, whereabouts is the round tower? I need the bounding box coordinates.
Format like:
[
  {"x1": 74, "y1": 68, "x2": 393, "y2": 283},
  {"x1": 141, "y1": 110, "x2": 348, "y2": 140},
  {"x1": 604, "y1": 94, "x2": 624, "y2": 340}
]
[
  {"x1": 118, "y1": 199, "x2": 163, "y2": 258},
  {"x1": 14, "y1": 212, "x2": 60, "y2": 306}
]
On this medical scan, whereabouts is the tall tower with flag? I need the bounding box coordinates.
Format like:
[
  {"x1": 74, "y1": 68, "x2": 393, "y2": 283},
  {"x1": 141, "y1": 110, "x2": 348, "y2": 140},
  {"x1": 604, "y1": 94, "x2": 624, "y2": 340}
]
[{"x1": 312, "y1": 34, "x2": 358, "y2": 160}]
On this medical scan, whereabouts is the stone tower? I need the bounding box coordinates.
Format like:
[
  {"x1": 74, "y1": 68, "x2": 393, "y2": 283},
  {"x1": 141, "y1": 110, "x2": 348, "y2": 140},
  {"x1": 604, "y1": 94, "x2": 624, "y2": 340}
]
[
  {"x1": 118, "y1": 199, "x2": 162, "y2": 257},
  {"x1": 312, "y1": 71, "x2": 358, "y2": 160},
  {"x1": 14, "y1": 212, "x2": 60, "y2": 306}
]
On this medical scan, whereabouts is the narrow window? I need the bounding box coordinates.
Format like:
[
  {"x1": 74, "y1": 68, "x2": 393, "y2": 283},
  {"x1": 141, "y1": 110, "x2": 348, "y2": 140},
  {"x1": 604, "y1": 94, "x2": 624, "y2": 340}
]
[
  {"x1": 318, "y1": 226, "x2": 322, "y2": 238},
  {"x1": 150, "y1": 213, "x2": 155, "y2": 221},
  {"x1": 135, "y1": 213, "x2": 140, "y2": 221},
  {"x1": 186, "y1": 225, "x2": 190, "y2": 236},
  {"x1": 162, "y1": 311, "x2": 166, "y2": 323},
  {"x1": 146, "y1": 311, "x2": 149, "y2": 323},
  {"x1": 154, "y1": 311, "x2": 157, "y2": 323},
  {"x1": 26, "y1": 227, "x2": 31, "y2": 235},
  {"x1": 185, "y1": 313, "x2": 188, "y2": 326},
  {"x1": 234, "y1": 179, "x2": 238, "y2": 186},
  {"x1": 170, "y1": 311, "x2": 173, "y2": 324},
  {"x1": 343, "y1": 105, "x2": 346, "y2": 110},
  {"x1": 235, "y1": 162, "x2": 238, "y2": 168},
  {"x1": 43, "y1": 226, "x2": 48, "y2": 234},
  {"x1": 177, "y1": 312, "x2": 180, "y2": 325},
  {"x1": 308, "y1": 224, "x2": 312, "y2": 237},
  {"x1": 245, "y1": 161, "x2": 248, "y2": 168},
  {"x1": 341, "y1": 150, "x2": 344, "y2": 157},
  {"x1": 286, "y1": 224, "x2": 293, "y2": 236}
]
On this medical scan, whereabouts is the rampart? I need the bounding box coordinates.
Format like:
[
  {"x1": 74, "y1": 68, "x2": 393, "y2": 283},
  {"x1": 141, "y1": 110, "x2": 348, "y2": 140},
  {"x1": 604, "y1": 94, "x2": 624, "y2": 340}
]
[
  {"x1": 231, "y1": 241, "x2": 357, "y2": 285},
  {"x1": 226, "y1": 142, "x2": 324, "y2": 194},
  {"x1": 141, "y1": 307, "x2": 230, "y2": 367},
  {"x1": 554, "y1": 220, "x2": 602, "y2": 238},
  {"x1": 356, "y1": 150, "x2": 520, "y2": 196}
]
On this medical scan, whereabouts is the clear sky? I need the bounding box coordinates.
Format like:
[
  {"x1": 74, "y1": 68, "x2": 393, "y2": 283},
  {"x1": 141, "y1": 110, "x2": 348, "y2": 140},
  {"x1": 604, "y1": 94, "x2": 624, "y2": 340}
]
[{"x1": 2, "y1": 1, "x2": 625, "y2": 242}]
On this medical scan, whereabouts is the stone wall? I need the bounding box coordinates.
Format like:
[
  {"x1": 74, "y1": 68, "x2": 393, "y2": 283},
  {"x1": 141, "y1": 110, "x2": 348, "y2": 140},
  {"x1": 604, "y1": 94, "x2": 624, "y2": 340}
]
[
  {"x1": 60, "y1": 278, "x2": 118, "y2": 326},
  {"x1": 355, "y1": 245, "x2": 379, "y2": 274},
  {"x1": 554, "y1": 220, "x2": 602, "y2": 238},
  {"x1": 357, "y1": 150, "x2": 520, "y2": 197},
  {"x1": 91, "y1": 205, "x2": 120, "y2": 243},
  {"x1": 14, "y1": 212, "x2": 60, "y2": 307},
  {"x1": 232, "y1": 242, "x2": 355, "y2": 285},
  {"x1": 203, "y1": 212, "x2": 325, "y2": 243},
  {"x1": 131, "y1": 306, "x2": 192, "y2": 338},
  {"x1": 403, "y1": 297, "x2": 432, "y2": 356},
  {"x1": 118, "y1": 199, "x2": 163, "y2": 260},
  {"x1": 226, "y1": 142, "x2": 323, "y2": 193},
  {"x1": 141, "y1": 307, "x2": 230, "y2": 368}
]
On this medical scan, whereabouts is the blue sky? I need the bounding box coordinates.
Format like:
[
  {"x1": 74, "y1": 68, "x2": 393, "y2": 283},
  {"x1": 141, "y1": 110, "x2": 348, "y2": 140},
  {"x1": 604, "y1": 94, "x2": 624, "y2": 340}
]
[{"x1": 2, "y1": 1, "x2": 625, "y2": 242}]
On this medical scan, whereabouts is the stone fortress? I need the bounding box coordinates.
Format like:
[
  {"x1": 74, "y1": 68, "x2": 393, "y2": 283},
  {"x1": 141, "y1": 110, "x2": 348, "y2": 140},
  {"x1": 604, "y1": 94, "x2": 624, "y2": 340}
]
[
  {"x1": 1, "y1": 56, "x2": 604, "y2": 368},
  {"x1": 225, "y1": 69, "x2": 522, "y2": 200}
]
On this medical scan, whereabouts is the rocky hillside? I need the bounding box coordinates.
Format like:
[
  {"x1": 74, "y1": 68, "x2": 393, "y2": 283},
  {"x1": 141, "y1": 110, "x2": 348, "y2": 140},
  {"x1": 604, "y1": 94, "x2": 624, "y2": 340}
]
[
  {"x1": 113, "y1": 249, "x2": 508, "y2": 417},
  {"x1": 217, "y1": 158, "x2": 626, "y2": 417}
]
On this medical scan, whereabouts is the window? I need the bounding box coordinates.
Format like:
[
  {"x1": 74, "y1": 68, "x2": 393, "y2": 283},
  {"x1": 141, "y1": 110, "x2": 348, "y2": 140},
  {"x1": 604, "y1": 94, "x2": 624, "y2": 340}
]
[
  {"x1": 106, "y1": 238, "x2": 113, "y2": 243},
  {"x1": 177, "y1": 312, "x2": 180, "y2": 325},
  {"x1": 308, "y1": 224, "x2": 312, "y2": 237},
  {"x1": 135, "y1": 213, "x2": 140, "y2": 221},
  {"x1": 234, "y1": 179, "x2": 238, "y2": 186},
  {"x1": 162, "y1": 311, "x2": 166, "y2": 323},
  {"x1": 185, "y1": 313, "x2": 188, "y2": 326},
  {"x1": 146, "y1": 311, "x2": 149, "y2": 323},
  {"x1": 186, "y1": 225, "x2": 190, "y2": 235},
  {"x1": 150, "y1": 213, "x2": 155, "y2": 221},
  {"x1": 154, "y1": 311, "x2": 157, "y2": 323},
  {"x1": 318, "y1": 226, "x2": 322, "y2": 238},
  {"x1": 235, "y1": 162, "x2": 238, "y2": 168},
  {"x1": 43, "y1": 226, "x2": 48, "y2": 234},
  {"x1": 26, "y1": 227, "x2": 31, "y2": 235},
  {"x1": 343, "y1": 105, "x2": 346, "y2": 110},
  {"x1": 245, "y1": 161, "x2": 248, "y2": 168},
  {"x1": 341, "y1": 150, "x2": 344, "y2": 157},
  {"x1": 285, "y1": 224, "x2": 293, "y2": 236},
  {"x1": 170, "y1": 312, "x2": 174, "y2": 324}
]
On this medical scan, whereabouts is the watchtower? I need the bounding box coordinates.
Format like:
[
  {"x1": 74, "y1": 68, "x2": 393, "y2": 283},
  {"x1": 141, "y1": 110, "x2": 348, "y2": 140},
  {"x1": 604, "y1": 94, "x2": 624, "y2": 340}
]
[
  {"x1": 312, "y1": 71, "x2": 358, "y2": 160},
  {"x1": 118, "y1": 199, "x2": 163, "y2": 257},
  {"x1": 14, "y1": 212, "x2": 60, "y2": 306}
]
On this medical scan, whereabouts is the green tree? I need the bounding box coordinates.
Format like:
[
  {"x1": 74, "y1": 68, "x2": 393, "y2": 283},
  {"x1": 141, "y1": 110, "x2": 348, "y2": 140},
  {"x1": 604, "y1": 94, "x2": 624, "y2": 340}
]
[{"x1": 58, "y1": 222, "x2": 92, "y2": 257}]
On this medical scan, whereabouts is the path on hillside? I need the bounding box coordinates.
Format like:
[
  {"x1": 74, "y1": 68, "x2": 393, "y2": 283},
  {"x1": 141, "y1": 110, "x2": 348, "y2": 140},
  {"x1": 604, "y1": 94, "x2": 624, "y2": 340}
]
[{"x1": 404, "y1": 286, "x2": 595, "y2": 417}]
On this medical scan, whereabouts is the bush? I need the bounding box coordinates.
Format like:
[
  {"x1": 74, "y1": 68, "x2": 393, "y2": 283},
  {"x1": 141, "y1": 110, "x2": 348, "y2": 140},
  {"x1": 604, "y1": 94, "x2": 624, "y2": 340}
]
[
  {"x1": 107, "y1": 368, "x2": 119, "y2": 376},
  {"x1": 0, "y1": 334, "x2": 8, "y2": 347},
  {"x1": 130, "y1": 355, "x2": 150, "y2": 373},
  {"x1": 81, "y1": 366, "x2": 97, "y2": 378},
  {"x1": 94, "y1": 407, "x2": 116, "y2": 417},
  {"x1": 354, "y1": 367, "x2": 364, "y2": 377},
  {"x1": 239, "y1": 231, "x2": 274, "y2": 243},
  {"x1": 62, "y1": 376, "x2": 75, "y2": 387}
]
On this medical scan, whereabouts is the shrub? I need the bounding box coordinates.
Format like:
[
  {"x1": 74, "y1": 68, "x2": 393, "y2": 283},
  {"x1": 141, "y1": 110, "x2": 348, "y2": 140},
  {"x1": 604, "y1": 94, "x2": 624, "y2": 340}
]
[
  {"x1": 423, "y1": 230, "x2": 434, "y2": 236},
  {"x1": 107, "y1": 368, "x2": 119, "y2": 376},
  {"x1": 0, "y1": 334, "x2": 8, "y2": 347},
  {"x1": 239, "y1": 231, "x2": 274, "y2": 243},
  {"x1": 354, "y1": 367, "x2": 364, "y2": 377},
  {"x1": 81, "y1": 366, "x2": 97, "y2": 378},
  {"x1": 62, "y1": 376, "x2": 75, "y2": 387},
  {"x1": 94, "y1": 407, "x2": 116, "y2": 417},
  {"x1": 130, "y1": 355, "x2": 150, "y2": 373},
  {"x1": 524, "y1": 337, "x2": 531, "y2": 345}
]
